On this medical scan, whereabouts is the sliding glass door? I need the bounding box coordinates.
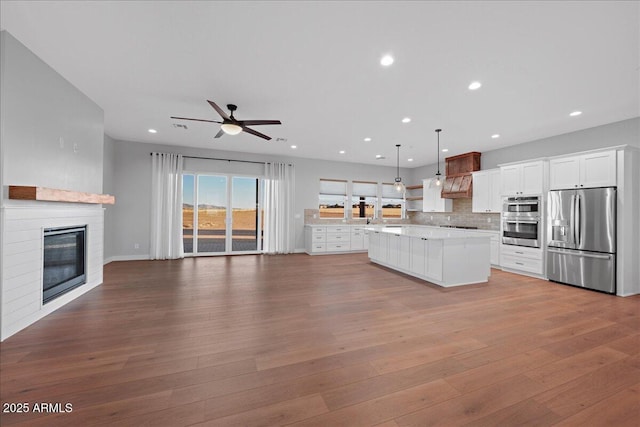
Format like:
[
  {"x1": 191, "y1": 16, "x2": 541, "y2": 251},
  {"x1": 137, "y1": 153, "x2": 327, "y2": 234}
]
[{"x1": 183, "y1": 173, "x2": 262, "y2": 255}]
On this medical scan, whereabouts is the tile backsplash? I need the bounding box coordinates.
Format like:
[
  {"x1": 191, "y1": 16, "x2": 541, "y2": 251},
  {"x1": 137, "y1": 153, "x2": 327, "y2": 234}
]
[
  {"x1": 409, "y1": 198, "x2": 500, "y2": 230},
  {"x1": 304, "y1": 198, "x2": 498, "y2": 230}
]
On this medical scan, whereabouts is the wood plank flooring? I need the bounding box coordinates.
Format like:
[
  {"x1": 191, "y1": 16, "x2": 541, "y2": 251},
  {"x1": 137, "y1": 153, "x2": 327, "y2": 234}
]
[{"x1": 1, "y1": 253, "x2": 639, "y2": 426}]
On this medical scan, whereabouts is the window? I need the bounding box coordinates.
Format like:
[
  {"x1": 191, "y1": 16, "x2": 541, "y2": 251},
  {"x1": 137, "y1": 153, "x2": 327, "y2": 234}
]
[
  {"x1": 351, "y1": 181, "x2": 377, "y2": 219},
  {"x1": 319, "y1": 179, "x2": 347, "y2": 218},
  {"x1": 381, "y1": 183, "x2": 405, "y2": 219}
]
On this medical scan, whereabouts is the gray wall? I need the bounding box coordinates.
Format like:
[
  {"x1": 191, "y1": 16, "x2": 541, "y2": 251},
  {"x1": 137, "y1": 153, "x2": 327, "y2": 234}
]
[
  {"x1": 409, "y1": 117, "x2": 640, "y2": 181},
  {"x1": 107, "y1": 139, "x2": 407, "y2": 256},
  {"x1": 0, "y1": 31, "x2": 104, "y2": 197},
  {"x1": 103, "y1": 134, "x2": 117, "y2": 260}
]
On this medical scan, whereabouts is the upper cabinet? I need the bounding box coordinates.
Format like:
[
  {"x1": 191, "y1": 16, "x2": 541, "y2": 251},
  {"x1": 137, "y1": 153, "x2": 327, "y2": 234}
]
[
  {"x1": 423, "y1": 179, "x2": 453, "y2": 212},
  {"x1": 500, "y1": 161, "x2": 544, "y2": 196},
  {"x1": 549, "y1": 150, "x2": 616, "y2": 190},
  {"x1": 472, "y1": 169, "x2": 501, "y2": 213}
]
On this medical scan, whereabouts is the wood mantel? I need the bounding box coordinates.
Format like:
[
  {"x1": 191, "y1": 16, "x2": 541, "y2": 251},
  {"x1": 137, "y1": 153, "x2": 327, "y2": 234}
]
[{"x1": 8, "y1": 186, "x2": 115, "y2": 205}]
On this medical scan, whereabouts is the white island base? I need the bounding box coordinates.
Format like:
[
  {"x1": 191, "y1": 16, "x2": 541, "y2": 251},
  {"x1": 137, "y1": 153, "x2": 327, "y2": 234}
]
[{"x1": 366, "y1": 226, "x2": 491, "y2": 287}]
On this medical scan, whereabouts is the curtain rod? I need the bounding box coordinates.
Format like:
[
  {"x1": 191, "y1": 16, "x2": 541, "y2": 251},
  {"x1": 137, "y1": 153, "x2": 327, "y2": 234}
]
[{"x1": 150, "y1": 153, "x2": 291, "y2": 166}]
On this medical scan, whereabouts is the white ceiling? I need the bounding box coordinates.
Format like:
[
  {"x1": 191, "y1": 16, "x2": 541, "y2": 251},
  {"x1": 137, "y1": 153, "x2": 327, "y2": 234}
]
[{"x1": 1, "y1": 1, "x2": 638, "y2": 167}]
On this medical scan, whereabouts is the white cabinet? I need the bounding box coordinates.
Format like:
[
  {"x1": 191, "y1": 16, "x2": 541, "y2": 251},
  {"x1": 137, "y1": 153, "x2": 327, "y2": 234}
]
[
  {"x1": 350, "y1": 227, "x2": 368, "y2": 251},
  {"x1": 387, "y1": 233, "x2": 401, "y2": 267},
  {"x1": 305, "y1": 225, "x2": 368, "y2": 254},
  {"x1": 500, "y1": 161, "x2": 544, "y2": 196},
  {"x1": 490, "y1": 234, "x2": 500, "y2": 267},
  {"x1": 549, "y1": 150, "x2": 616, "y2": 190},
  {"x1": 410, "y1": 238, "x2": 427, "y2": 276},
  {"x1": 422, "y1": 179, "x2": 453, "y2": 212},
  {"x1": 472, "y1": 169, "x2": 502, "y2": 213},
  {"x1": 501, "y1": 245, "x2": 543, "y2": 276},
  {"x1": 426, "y1": 239, "x2": 444, "y2": 281},
  {"x1": 399, "y1": 235, "x2": 411, "y2": 271}
]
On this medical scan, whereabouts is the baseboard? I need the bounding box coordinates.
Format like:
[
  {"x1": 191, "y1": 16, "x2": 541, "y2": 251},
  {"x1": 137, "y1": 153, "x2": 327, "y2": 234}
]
[{"x1": 104, "y1": 254, "x2": 150, "y2": 264}]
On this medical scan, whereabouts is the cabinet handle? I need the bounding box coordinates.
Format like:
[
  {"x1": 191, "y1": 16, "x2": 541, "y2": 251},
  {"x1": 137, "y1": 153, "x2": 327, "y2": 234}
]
[
  {"x1": 515, "y1": 262, "x2": 524, "y2": 266},
  {"x1": 515, "y1": 251, "x2": 524, "y2": 254}
]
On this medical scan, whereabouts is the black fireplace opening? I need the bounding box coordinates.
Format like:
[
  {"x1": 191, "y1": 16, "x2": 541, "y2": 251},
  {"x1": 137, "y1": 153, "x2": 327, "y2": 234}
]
[{"x1": 43, "y1": 226, "x2": 86, "y2": 304}]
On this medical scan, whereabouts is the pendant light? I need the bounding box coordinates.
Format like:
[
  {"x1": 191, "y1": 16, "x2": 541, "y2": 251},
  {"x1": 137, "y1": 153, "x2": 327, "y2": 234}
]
[
  {"x1": 434, "y1": 129, "x2": 443, "y2": 187},
  {"x1": 394, "y1": 144, "x2": 405, "y2": 193}
]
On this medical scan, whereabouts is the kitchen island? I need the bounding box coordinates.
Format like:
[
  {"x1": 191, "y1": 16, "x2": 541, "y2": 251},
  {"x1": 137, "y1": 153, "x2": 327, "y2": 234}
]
[{"x1": 365, "y1": 225, "x2": 491, "y2": 287}]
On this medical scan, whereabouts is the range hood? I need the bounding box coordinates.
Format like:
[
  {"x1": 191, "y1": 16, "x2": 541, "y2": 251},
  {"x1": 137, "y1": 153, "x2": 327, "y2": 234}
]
[{"x1": 441, "y1": 152, "x2": 481, "y2": 199}]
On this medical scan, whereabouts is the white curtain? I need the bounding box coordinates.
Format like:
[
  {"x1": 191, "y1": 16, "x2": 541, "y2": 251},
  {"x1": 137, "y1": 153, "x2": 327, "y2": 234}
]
[
  {"x1": 150, "y1": 152, "x2": 184, "y2": 260},
  {"x1": 263, "y1": 162, "x2": 295, "y2": 254}
]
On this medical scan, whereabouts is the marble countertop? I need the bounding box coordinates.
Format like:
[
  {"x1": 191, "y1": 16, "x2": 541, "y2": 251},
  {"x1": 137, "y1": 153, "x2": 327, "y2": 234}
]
[{"x1": 364, "y1": 225, "x2": 492, "y2": 240}]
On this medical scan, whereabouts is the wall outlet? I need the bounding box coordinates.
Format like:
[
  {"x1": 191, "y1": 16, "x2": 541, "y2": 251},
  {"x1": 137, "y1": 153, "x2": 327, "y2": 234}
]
[
  {"x1": 430, "y1": 215, "x2": 433, "y2": 221},
  {"x1": 447, "y1": 216, "x2": 451, "y2": 221},
  {"x1": 134, "y1": 243, "x2": 140, "y2": 249},
  {"x1": 73, "y1": 143, "x2": 79, "y2": 153},
  {"x1": 487, "y1": 217, "x2": 492, "y2": 223},
  {"x1": 313, "y1": 214, "x2": 317, "y2": 219}
]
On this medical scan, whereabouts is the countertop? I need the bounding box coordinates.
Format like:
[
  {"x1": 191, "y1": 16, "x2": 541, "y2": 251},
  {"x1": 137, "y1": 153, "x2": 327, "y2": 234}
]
[{"x1": 364, "y1": 225, "x2": 492, "y2": 240}]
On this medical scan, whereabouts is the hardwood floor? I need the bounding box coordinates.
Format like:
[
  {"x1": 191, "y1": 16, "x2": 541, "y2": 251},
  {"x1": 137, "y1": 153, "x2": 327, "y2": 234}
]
[{"x1": 1, "y1": 253, "x2": 638, "y2": 426}]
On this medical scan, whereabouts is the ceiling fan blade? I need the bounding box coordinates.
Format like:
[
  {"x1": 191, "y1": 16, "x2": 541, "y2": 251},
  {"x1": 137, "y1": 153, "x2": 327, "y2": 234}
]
[
  {"x1": 214, "y1": 129, "x2": 225, "y2": 138},
  {"x1": 171, "y1": 116, "x2": 222, "y2": 124},
  {"x1": 242, "y1": 126, "x2": 271, "y2": 141},
  {"x1": 207, "y1": 100, "x2": 230, "y2": 120},
  {"x1": 238, "y1": 120, "x2": 282, "y2": 126}
]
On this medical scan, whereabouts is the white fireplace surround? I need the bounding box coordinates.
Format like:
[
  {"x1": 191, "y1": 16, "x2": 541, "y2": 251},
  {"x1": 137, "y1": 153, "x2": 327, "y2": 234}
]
[{"x1": 1, "y1": 203, "x2": 104, "y2": 340}]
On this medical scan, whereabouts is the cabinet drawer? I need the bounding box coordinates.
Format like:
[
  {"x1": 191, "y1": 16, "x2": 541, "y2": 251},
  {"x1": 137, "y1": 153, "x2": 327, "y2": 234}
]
[
  {"x1": 327, "y1": 242, "x2": 350, "y2": 252},
  {"x1": 501, "y1": 254, "x2": 542, "y2": 274},
  {"x1": 310, "y1": 243, "x2": 326, "y2": 252},
  {"x1": 501, "y1": 245, "x2": 542, "y2": 260},
  {"x1": 326, "y1": 226, "x2": 349, "y2": 233},
  {"x1": 326, "y1": 232, "x2": 349, "y2": 242},
  {"x1": 311, "y1": 234, "x2": 326, "y2": 242},
  {"x1": 310, "y1": 226, "x2": 326, "y2": 234}
]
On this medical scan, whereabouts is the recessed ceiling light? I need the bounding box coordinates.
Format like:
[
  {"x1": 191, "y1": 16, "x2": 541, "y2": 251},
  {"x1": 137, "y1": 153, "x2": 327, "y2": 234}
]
[
  {"x1": 468, "y1": 81, "x2": 482, "y2": 90},
  {"x1": 380, "y1": 54, "x2": 394, "y2": 66},
  {"x1": 339, "y1": 150, "x2": 345, "y2": 154},
  {"x1": 375, "y1": 154, "x2": 383, "y2": 159},
  {"x1": 408, "y1": 158, "x2": 414, "y2": 162},
  {"x1": 491, "y1": 134, "x2": 500, "y2": 139},
  {"x1": 290, "y1": 145, "x2": 297, "y2": 149},
  {"x1": 364, "y1": 137, "x2": 371, "y2": 142},
  {"x1": 570, "y1": 111, "x2": 582, "y2": 117},
  {"x1": 148, "y1": 129, "x2": 157, "y2": 133},
  {"x1": 402, "y1": 117, "x2": 411, "y2": 123},
  {"x1": 442, "y1": 148, "x2": 449, "y2": 152}
]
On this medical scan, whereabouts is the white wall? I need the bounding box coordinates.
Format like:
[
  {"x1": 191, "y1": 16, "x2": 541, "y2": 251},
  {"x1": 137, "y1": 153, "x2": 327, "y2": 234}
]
[
  {"x1": 0, "y1": 31, "x2": 105, "y2": 340},
  {"x1": 107, "y1": 139, "x2": 408, "y2": 257},
  {"x1": 0, "y1": 31, "x2": 104, "y2": 195}
]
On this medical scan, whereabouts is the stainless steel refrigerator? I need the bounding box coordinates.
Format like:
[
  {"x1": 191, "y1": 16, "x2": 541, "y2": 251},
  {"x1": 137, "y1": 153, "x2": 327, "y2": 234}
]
[{"x1": 547, "y1": 187, "x2": 616, "y2": 293}]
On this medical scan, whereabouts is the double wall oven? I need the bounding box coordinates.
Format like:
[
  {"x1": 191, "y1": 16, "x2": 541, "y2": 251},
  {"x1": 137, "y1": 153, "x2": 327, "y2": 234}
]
[{"x1": 502, "y1": 196, "x2": 541, "y2": 248}]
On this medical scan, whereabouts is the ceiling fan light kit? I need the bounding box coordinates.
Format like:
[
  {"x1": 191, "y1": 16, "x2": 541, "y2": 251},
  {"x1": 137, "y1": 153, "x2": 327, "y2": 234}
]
[
  {"x1": 221, "y1": 123, "x2": 242, "y2": 135},
  {"x1": 171, "y1": 100, "x2": 281, "y2": 141}
]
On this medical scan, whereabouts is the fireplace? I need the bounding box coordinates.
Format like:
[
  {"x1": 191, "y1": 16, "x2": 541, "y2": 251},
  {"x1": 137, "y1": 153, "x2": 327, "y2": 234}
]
[{"x1": 43, "y1": 226, "x2": 87, "y2": 304}]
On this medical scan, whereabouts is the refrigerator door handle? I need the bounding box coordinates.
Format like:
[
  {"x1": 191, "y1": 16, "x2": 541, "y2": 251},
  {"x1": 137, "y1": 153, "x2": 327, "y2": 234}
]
[
  {"x1": 547, "y1": 248, "x2": 612, "y2": 260},
  {"x1": 570, "y1": 194, "x2": 577, "y2": 245}
]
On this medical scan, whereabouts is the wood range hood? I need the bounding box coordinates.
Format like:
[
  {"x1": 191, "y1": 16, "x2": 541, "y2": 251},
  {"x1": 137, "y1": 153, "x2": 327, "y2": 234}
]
[{"x1": 441, "y1": 152, "x2": 481, "y2": 199}]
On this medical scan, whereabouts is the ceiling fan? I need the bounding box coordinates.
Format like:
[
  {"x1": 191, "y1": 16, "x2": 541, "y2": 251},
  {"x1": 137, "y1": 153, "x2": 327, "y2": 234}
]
[{"x1": 171, "y1": 100, "x2": 281, "y2": 141}]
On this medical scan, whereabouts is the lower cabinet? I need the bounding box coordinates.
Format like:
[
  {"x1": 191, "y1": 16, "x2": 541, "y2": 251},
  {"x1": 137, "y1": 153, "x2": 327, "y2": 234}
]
[
  {"x1": 305, "y1": 225, "x2": 369, "y2": 254},
  {"x1": 368, "y1": 228, "x2": 491, "y2": 287},
  {"x1": 500, "y1": 244, "x2": 543, "y2": 275}
]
